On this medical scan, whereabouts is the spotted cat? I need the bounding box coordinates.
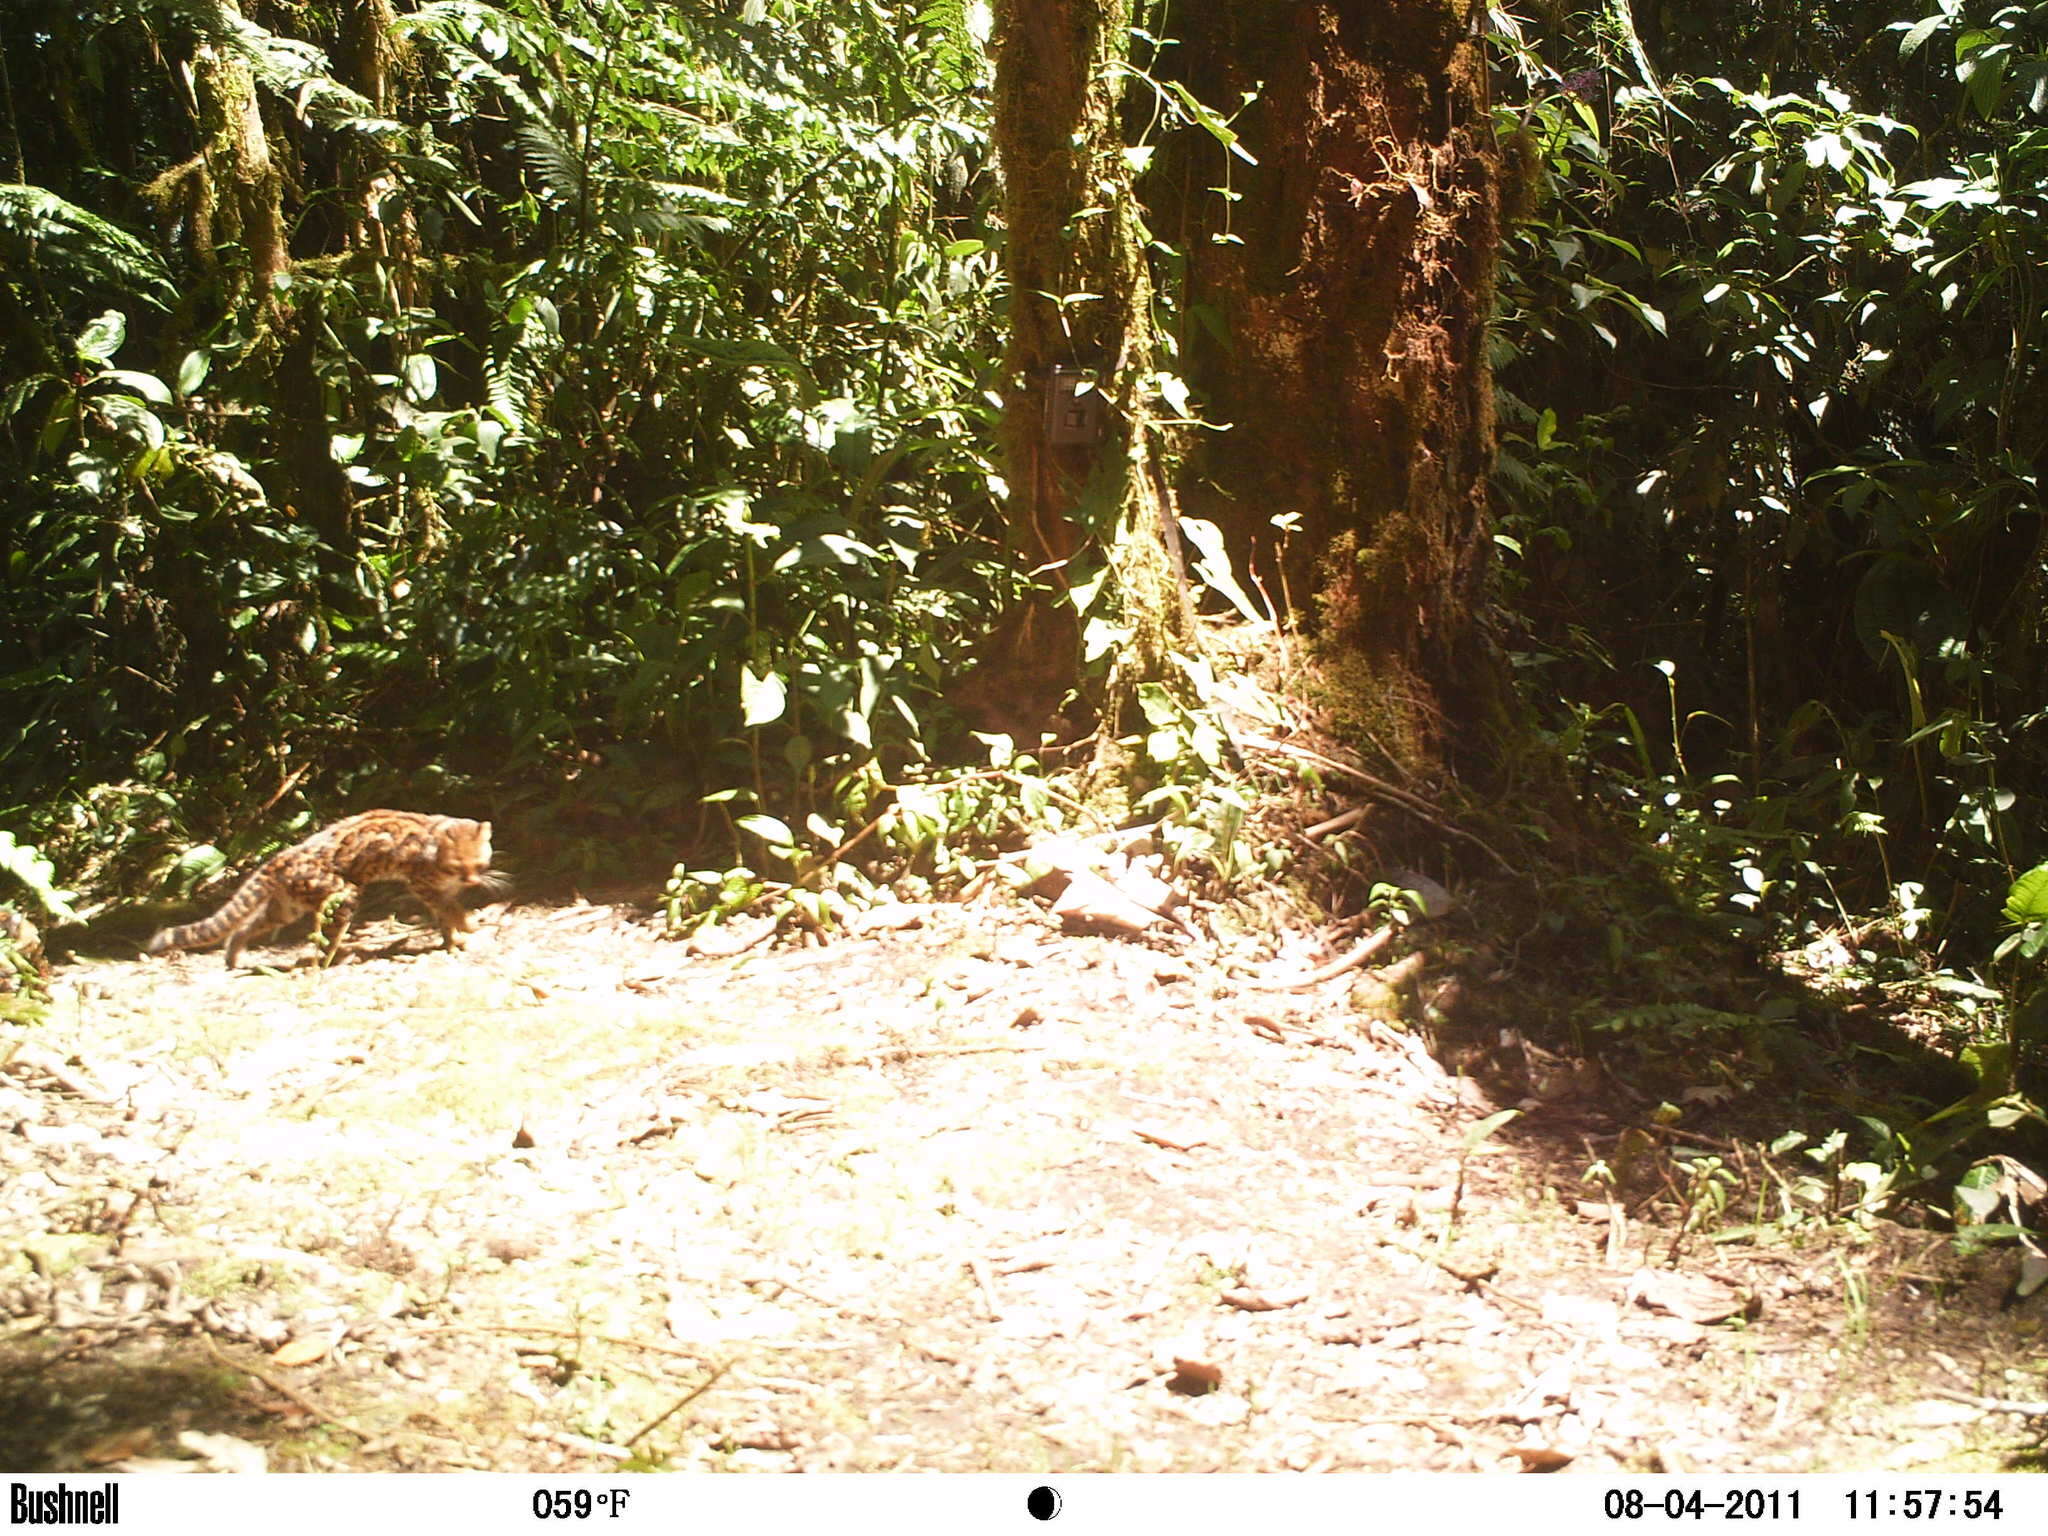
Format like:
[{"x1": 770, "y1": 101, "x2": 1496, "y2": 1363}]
[{"x1": 146, "y1": 811, "x2": 496, "y2": 968}]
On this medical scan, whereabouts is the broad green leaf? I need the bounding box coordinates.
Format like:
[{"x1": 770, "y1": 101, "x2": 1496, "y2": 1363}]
[
  {"x1": 1, "y1": 371, "x2": 53, "y2": 421},
  {"x1": 75, "y1": 310, "x2": 125, "y2": 364},
  {"x1": 133, "y1": 443, "x2": 176, "y2": 485},
  {"x1": 1081, "y1": 615, "x2": 1131, "y2": 663},
  {"x1": 1165, "y1": 81, "x2": 1257, "y2": 164},
  {"x1": 401, "y1": 353, "x2": 438, "y2": 402},
  {"x1": 1583, "y1": 230, "x2": 1645, "y2": 262},
  {"x1": 1622, "y1": 295, "x2": 1667, "y2": 336},
  {"x1": 1136, "y1": 682, "x2": 1178, "y2": 729},
  {"x1": 734, "y1": 813, "x2": 795, "y2": 847},
  {"x1": 1898, "y1": 15, "x2": 1943, "y2": 59},
  {"x1": 1879, "y1": 630, "x2": 1927, "y2": 730},
  {"x1": 1066, "y1": 566, "x2": 1108, "y2": 615},
  {"x1": 176, "y1": 350, "x2": 211, "y2": 395},
  {"x1": 1179, "y1": 516, "x2": 1265, "y2": 624},
  {"x1": 99, "y1": 369, "x2": 172, "y2": 403},
  {"x1": 1461, "y1": 1108, "x2": 1521, "y2": 1152},
  {"x1": 168, "y1": 843, "x2": 229, "y2": 894},
  {"x1": 2005, "y1": 864, "x2": 2048, "y2": 927},
  {"x1": 739, "y1": 663, "x2": 787, "y2": 727},
  {"x1": 0, "y1": 830, "x2": 78, "y2": 923},
  {"x1": 94, "y1": 394, "x2": 164, "y2": 448}
]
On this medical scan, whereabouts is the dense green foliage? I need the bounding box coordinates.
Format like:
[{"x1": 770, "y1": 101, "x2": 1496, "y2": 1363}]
[
  {"x1": 1490, "y1": 1, "x2": 2048, "y2": 985},
  {"x1": 2, "y1": 0, "x2": 1009, "y2": 884},
  {"x1": 1, "y1": 0, "x2": 2045, "y2": 1072}
]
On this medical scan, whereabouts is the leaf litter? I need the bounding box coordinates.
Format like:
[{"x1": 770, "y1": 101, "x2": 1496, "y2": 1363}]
[{"x1": 1, "y1": 891, "x2": 2044, "y2": 1473}]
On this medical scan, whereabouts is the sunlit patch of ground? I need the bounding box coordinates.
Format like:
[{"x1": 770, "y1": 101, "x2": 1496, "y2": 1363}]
[{"x1": 2, "y1": 896, "x2": 2043, "y2": 1472}]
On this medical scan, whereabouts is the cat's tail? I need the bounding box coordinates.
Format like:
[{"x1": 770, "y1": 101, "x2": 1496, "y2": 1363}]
[{"x1": 145, "y1": 872, "x2": 264, "y2": 955}]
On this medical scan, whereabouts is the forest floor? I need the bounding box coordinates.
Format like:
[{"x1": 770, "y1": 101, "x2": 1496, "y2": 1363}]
[{"x1": 2, "y1": 886, "x2": 2046, "y2": 1475}]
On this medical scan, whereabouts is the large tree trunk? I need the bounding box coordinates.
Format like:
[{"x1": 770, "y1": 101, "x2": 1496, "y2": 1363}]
[
  {"x1": 193, "y1": 5, "x2": 290, "y2": 306},
  {"x1": 190, "y1": 6, "x2": 358, "y2": 578},
  {"x1": 1154, "y1": 0, "x2": 1509, "y2": 773},
  {"x1": 959, "y1": 0, "x2": 1188, "y2": 744}
]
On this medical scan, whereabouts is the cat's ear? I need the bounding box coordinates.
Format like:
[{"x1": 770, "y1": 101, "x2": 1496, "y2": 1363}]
[{"x1": 478, "y1": 821, "x2": 492, "y2": 839}]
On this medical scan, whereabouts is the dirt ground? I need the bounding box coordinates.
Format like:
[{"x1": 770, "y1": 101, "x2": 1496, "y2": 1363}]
[{"x1": 2, "y1": 887, "x2": 2046, "y2": 1474}]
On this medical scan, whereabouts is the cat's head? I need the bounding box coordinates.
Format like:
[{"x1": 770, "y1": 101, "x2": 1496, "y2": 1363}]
[{"x1": 437, "y1": 817, "x2": 496, "y2": 885}]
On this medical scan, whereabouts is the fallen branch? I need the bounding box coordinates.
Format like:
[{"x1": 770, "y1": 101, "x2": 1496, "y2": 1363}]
[
  {"x1": 256, "y1": 762, "x2": 311, "y2": 817},
  {"x1": 1370, "y1": 1237, "x2": 1548, "y2": 1320},
  {"x1": 1253, "y1": 924, "x2": 1395, "y2": 990},
  {"x1": 1239, "y1": 733, "x2": 1519, "y2": 875},
  {"x1": 202, "y1": 1334, "x2": 370, "y2": 1443},
  {"x1": 1933, "y1": 1388, "x2": 2048, "y2": 1418},
  {"x1": 1322, "y1": 1409, "x2": 1517, "y2": 1429},
  {"x1": 1131, "y1": 1124, "x2": 1210, "y2": 1153},
  {"x1": 1, "y1": 1040, "x2": 114, "y2": 1103},
  {"x1": 1303, "y1": 807, "x2": 1366, "y2": 841},
  {"x1": 859, "y1": 1042, "x2": 1048, "y2": 1065}
]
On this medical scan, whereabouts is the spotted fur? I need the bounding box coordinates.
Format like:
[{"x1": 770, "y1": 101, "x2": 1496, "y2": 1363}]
[{"x1": 147, "y1": 811, "x2": 495, "y2": 968}]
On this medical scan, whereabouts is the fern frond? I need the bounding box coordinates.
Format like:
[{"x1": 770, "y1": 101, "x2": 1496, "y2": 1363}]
[
  {"x1": 615, "y1": 181, "x2": 744, "y2": 242},
  {"x1": 513, "y1": 121, "x2": 587, "y2": 208},
  {"x1": 160, "y1": 0, "x2": 390, "y2": 140},
  {"x1": 0, "y1": 184, "x2": 175, "y2": 308},
  {"x1": 485, "y1": 305, "x2": 558, "y2": 437},
  {"x1": 396, "y1": 0, "x2": 561, "y2": 122},
  {"x1": 914, "y1": 0, "x2": 991, "y2": 89},
  {"x1": 484, "y1": 355, "x2": 534, "y2": 435}
]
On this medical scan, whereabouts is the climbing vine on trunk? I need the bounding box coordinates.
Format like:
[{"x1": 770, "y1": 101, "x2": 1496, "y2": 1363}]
[{"x1": 964, "y1": 0, "x2": 1190, "y2": 747}]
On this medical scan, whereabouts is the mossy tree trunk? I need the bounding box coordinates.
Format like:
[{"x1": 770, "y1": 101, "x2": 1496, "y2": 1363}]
[
  {"x1": 1154, "y1": 0, "x2": 1510, "y2": 775},
  {"x1": 961, "y1": 0, "x2": 1188, "y2": 742},
  {"x1": 189, "y1": 3, "x2": 359, "y2": 579},
  {"x1": 193, "y1": 7, "x2": 289, "y2": 306}
]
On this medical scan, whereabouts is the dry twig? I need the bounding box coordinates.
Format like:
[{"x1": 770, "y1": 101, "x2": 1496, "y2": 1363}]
[
  {"x1": 966, "y1": 1258, "x2": 1002, "y2": 1321},
  {"x1": 1254, "y1": 924, "x2": 1395, "y2": 990},
  {"x1": 1932, "y1": 1388, "x2": 2048, "y2": 1418},
  {"x1": 625, "y1": 1360, "x2": 732, "y2": 1447},
  {"x1": 1303, "y1": 807, "x2": 1367, "y2": 841},
  {"x1": 1239, "y1": 733, "x2": 1519, "y2": 875},
  {"x1": 201, "y1": 1333, "x2": 370, "y2": 1443}
]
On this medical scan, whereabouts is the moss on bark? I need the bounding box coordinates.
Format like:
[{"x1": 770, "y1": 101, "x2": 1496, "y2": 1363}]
[
  {"x1": 962, "y1": 0, "x2": 1190, "y2": 744},
  {"x1": 1147, "y1": 0, "x2": 1511, "y2": 778}
]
